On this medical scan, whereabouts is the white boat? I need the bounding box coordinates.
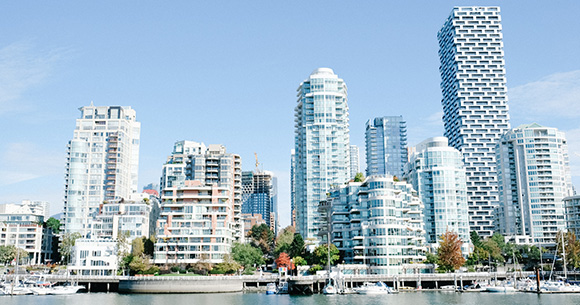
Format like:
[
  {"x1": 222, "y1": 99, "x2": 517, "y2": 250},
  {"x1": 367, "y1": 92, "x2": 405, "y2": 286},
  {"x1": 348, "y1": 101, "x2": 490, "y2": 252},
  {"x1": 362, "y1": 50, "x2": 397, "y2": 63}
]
[
  {"x1": 47, "y1": 284, "x2": 85, "y2": 295},
  {"x1": 439, "y1": 285, "x2": 458, "y2": 291},
  {"x1": 355, "y1": 282, "x2": 392, "y2": 295},
  {"x1": 266, "y1": 283, "x2": 277, "y2": 295},
  {"x1": 463, "y1": 283, "x2": 487, "y2": 292},
  {"x1": 323, "y1": 278, "x2": 337, "y2": 295},
  {"x1": 29, "y1": 280, "x2": 54, "y2": 295},
  {"x1": 541, "y1": 281, "x2": 580, "y2": 292},
  {"x1": 0, "y1": 284, "x2": 34, "y2": 295},
  {"x1": 485, "y1": 284, "x2": 517, "y2": 293}
]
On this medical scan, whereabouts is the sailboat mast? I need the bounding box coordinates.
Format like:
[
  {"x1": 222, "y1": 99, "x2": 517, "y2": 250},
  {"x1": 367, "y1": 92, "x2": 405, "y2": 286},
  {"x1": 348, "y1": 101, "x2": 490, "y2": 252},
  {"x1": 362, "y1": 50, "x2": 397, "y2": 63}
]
[{"x1": 562, "y1": 232, "x2": 567, "y2": 279}]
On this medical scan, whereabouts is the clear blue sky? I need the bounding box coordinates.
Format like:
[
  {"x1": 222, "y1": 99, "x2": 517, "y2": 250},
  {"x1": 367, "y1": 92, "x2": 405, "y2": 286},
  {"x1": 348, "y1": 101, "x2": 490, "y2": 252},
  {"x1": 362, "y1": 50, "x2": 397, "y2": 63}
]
[{"x1": 1, "y1": 1, "x2": 580, "y2": 227}]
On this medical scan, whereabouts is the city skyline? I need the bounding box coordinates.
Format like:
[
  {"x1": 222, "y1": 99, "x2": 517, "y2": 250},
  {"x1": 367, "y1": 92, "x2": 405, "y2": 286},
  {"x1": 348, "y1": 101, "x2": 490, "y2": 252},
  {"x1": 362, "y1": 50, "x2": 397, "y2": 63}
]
[{"x1": 2, "y1": 2, "x2": 580, "y2": 229}]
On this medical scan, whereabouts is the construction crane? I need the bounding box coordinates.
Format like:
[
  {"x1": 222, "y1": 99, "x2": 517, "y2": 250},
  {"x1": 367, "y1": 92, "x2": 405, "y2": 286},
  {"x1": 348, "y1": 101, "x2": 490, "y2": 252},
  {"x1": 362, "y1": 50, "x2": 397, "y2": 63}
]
[{"x1": 254, "y1": 152, "x2": 260, "y2": 172}]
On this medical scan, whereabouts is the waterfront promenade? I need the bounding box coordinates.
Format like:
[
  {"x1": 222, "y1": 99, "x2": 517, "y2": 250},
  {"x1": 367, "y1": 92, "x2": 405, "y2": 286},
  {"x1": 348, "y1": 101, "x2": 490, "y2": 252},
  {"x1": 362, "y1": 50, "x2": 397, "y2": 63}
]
[{"x1": 5, "y1": 271, "x2": 567, "y2": 293}]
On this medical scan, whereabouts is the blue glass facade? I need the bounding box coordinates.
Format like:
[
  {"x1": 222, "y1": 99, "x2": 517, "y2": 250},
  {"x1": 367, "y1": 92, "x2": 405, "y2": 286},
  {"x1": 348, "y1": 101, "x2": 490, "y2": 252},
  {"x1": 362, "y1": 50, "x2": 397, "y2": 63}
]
[{"x1": 365, "y1": 116, "x2": 407, "y2": 178}]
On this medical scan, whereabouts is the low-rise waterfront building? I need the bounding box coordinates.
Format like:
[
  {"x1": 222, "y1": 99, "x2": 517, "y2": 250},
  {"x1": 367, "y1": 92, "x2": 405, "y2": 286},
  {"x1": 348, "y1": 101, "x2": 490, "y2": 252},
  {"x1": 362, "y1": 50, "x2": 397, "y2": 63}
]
[{"x1": 68, "y1": 238, "x2": 118, "y2": 276}]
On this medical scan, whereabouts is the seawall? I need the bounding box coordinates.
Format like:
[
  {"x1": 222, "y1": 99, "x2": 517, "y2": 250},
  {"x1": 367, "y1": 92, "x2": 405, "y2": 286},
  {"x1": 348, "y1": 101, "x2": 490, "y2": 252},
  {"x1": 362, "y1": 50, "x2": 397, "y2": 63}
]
[{"x1": 118, "y1": 276, "x2": 244, "y2": 293}]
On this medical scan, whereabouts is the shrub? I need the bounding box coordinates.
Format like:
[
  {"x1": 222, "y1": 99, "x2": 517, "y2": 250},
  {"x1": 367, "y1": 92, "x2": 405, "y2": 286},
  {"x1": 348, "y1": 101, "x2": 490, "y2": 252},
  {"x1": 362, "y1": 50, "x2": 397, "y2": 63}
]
[{"x1": 308, "y1": 265, "x2": 322, "y2": 274}]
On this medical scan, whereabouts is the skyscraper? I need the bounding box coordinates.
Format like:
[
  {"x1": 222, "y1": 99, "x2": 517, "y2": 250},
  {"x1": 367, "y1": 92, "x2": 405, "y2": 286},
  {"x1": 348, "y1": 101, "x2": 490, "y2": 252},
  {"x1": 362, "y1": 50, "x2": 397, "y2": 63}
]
[
  {"x1": 403, "y1": 137, "x2": 470, "y2": 253},
  {"x1": 496, "y1": 124, "x2": 572, "y2": 246},
  {"x1": 242, "y1": 170, "x2": 278, "y2": 234},
  {"x1": 63, "y1": 104, "x2": 141, "y2": 236},
  {"x1": 349, "y1": 145, "x2": 360, "y2": 179},
  {"x1": 365, "y1": 116, "x2": 407, "y2": 178},
  {"x1": 294, "y1": 68, "x2": 350, "y2": 242},
  {"x1": 290, "y1": 149, "x2": 296, "y2": 228},
  {"x1": 438, "y1": 6, "x2": 510, "y2": 237}
]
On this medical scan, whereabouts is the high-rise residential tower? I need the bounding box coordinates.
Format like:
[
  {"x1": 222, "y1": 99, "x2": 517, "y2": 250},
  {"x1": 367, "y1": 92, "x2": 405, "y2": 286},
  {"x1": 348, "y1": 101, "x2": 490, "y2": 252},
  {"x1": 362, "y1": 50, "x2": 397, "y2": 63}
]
[
  {"x1": 349, "y1": 145, "x2": 360, "y2": 179},
  {"x1": 365, "y1": 116, "x2": 407, "y2": 178},
  {"x1": 63, "y1": 104, "x2": 141, "y2": 236},
  {"x1": 403, "y1": 137, "x2": 470, "y2": 254},
  {"x1": 154, "y1": 142, "x2": 242, "y2": 264},
  {"x1": 496, "y1": 124, "x2": 572, "y2": 246},
  {"x1": 438, "y1": 6, "x2": 510, "y2": 237},
  {"x1": 290, "y1": 149, "x2": 296, "y2": 227},
  {"x1": 294, "y1": 68, "x2": 350, "y2": 242}
]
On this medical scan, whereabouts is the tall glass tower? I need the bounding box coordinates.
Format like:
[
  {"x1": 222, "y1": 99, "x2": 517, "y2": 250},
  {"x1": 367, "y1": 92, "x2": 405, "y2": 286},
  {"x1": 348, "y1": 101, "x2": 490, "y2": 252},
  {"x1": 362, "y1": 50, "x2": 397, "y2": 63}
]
[
  {"x1": 365, "y1": 116, "x2": 407, "y2": 178},
  {"x1": 294, "y1": 68, "x2": 350, "y2": 243},
  {"x1": 438, "y1": 6, "x2": 511, "y2": 237},
  {"x1": 63, "y1": 104, "x2": 141, "y2": 236},
  {"x1": 403, "y1": 137, "x2": 470, "y2": 254}
]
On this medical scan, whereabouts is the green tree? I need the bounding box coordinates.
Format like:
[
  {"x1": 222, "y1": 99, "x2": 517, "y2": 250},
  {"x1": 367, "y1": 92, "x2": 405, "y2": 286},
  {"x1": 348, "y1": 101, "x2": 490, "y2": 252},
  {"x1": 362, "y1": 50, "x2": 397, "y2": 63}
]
[
  {"x1": 59, "y1": 232, "x2": 82, "y2": 264},
  {"x1": 288, "y1": 233, "x2": 305, "y2": 259},
  {"x1": 131, "y1": 238, "x2": 145, "y2": 257},
  {"x1": 470, "y1": 231, "x2": 482, "y2": 248},
  {"x1": 249, "y1": 224, "x2": 274, "y2": 255},
  {"x1": 211, "y1": 254, "x2": 241, "y2": 275},
  {"x1": 436, "y1": 230, "x2": 465, "y2": 272},
  {"x1": 354, "y1": 172, "x2": 365, "y2": 182},
  {"x1": 128, "y1": 254, "x2": 159, "y2": 275},
  {"x1": 46, "y1": 217, "x2": 61, "y2": 234},
  {"x1": 424, "y1": 252, "x2": 438, "y2": 265},
  {"x1": 491, "y1": 232, "x2": 506, "y2": 252},
  {"x1": 481, "y1": 239, "x2": 504, "y2": 263},
  {"x1": 293, "y1": 256, "x2": 307, "y2": 266},
  {"x1": 231, "y1": 242, "x2": 265, "y2": 268},
  {"x1": 312, "y1": 243, "x2": 339, "y2": 267},
  {"x1": 143, "y1": 237, "x2": 155, "y2": 257},
  {"x1": 275, "y1": 226, "x2": 295, "y2": 256},
  {"x1": 0, "y1": 245, "x2": 27, "y2": 264}
]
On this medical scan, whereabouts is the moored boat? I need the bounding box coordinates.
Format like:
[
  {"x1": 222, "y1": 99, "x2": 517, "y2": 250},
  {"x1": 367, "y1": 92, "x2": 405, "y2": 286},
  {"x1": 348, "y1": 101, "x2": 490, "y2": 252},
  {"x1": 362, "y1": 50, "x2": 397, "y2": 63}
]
[
  {"x1": 355, "y1": 282, "x2": 392, "y2": 295},
  {"x1": 266, "y1": 283, "x2": 277, "y2": 295}
]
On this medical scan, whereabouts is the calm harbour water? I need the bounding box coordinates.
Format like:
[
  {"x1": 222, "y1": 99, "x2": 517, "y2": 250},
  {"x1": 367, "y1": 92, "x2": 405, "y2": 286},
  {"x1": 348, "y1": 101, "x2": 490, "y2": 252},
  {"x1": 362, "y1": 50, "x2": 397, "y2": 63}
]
[{"x1": 2, "y1": 292, "x2": 580, "y2": 305}]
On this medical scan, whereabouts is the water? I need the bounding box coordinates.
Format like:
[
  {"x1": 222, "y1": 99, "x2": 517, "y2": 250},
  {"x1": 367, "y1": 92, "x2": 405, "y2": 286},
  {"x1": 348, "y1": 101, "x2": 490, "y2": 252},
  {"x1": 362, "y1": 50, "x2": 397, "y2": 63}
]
[{"x1": 1, "y1": 292, "x2": 579, "y2": 305}]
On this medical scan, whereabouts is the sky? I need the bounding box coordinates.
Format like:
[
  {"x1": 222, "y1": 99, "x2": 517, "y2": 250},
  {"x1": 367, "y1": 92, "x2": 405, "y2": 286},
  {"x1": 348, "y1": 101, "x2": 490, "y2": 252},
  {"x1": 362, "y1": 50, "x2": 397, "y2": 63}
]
[{"x1": 1, "y1": 1, "x2": 580, "y2": 228}]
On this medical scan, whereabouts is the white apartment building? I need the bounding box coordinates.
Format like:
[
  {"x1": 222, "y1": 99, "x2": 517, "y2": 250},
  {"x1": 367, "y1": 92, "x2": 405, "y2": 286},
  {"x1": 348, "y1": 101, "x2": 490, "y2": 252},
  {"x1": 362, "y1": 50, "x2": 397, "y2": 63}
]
[
  {"x1": 325, "y1": 177, "x2": 427, "y2": 275},
  {"x1": 438, "y1": 6, "x2": 511, "y2": 237},
  {"x1": 63, "y1": 104, "x2": 141, "y2": 237},
  {"x1": 294, "y1": 68, "x2": 351, "y2": 243},
  {"x1": 68, "y1": 238, "x2": 118, "y2": 276},
  {"x1": 0, "y1": 201, "x2": 52, "y2": 265},
  {"x1": 496, "y1": 123, "x2": 573, "y2": 246},
  {"x1": 349, "y1": 145, "x2": 360, "y2": 179},
  {"x1": 92, "y1": 193, "x2": 159, "y2": 241}
]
